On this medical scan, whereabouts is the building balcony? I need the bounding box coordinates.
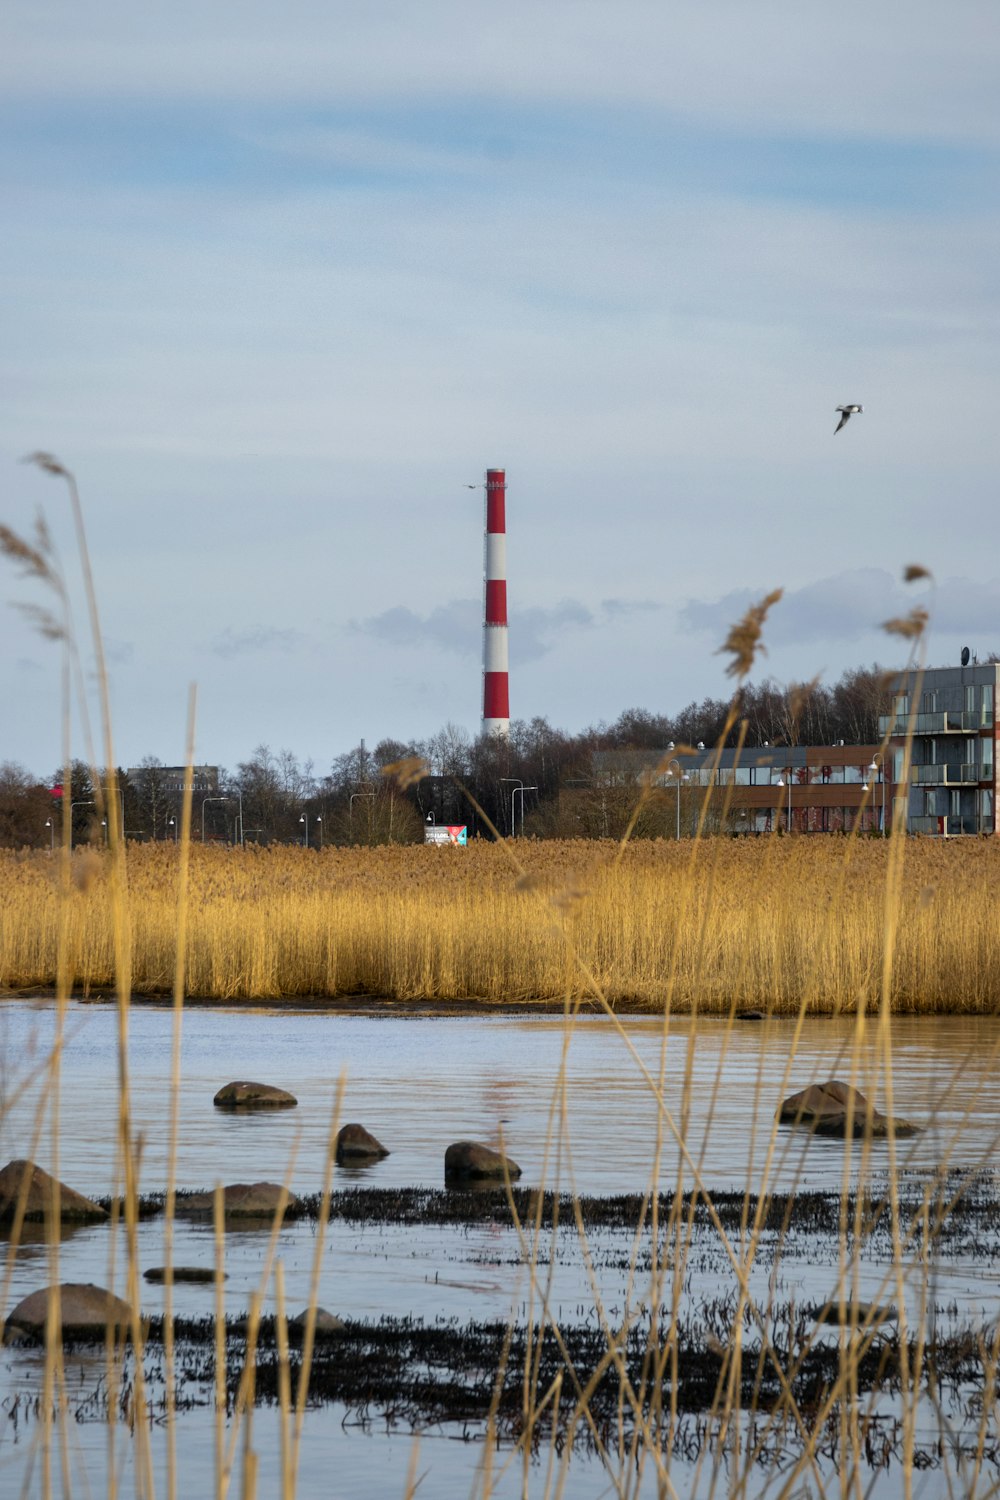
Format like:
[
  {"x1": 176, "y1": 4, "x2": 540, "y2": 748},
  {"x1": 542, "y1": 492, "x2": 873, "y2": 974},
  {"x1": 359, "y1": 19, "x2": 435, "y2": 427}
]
[
  {"x1": 880, "y1": 710, "x2": 993, "y2": 736},
  {"x1": 910, "y1": 814, "x2": 982, "y2": 836},
  {"x1": 911, "y1": 763, "x2": 980, "y2": 786}
]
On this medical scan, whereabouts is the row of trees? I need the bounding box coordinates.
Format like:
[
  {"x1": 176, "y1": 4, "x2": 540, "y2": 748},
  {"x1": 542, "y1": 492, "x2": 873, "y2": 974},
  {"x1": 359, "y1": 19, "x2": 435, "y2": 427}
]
[{"x1": 1, "y1": 666, "x2": 892, "y2": 849}]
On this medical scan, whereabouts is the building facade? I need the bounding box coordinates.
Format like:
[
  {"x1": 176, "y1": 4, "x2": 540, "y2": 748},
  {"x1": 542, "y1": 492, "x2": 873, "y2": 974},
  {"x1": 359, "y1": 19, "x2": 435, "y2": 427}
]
[
  {"x1": 590, "y1": 743, "x2": 894, "y2": 835},
  {"x1": 880, "y1": 662, "x2": 998, "y2": 836}
]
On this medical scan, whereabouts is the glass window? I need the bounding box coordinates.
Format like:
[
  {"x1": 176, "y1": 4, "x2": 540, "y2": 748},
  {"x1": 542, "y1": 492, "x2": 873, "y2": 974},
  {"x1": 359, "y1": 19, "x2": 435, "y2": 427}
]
[
  {"x1": 844, "y1": 765, "x2": 865, "y2": 784},
  {"x1": 733, "y1": 766, "x2": 751, "y2": 785},
  {"x1": 982, "y1": 737, "x2": 993, "y2": 772}
]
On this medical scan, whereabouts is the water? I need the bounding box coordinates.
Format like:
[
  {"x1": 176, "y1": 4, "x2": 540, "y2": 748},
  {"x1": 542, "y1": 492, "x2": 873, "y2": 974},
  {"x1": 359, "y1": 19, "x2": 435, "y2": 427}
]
[{"x1": 2, "y1": 1000, "x2": 1000, "y2": 1498}]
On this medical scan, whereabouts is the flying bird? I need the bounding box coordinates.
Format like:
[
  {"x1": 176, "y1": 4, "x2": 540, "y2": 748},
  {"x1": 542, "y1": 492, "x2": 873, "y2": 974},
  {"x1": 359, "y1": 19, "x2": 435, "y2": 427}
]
[{"x1": 834, "y1": 404, "x2": 863, "y2": 434}]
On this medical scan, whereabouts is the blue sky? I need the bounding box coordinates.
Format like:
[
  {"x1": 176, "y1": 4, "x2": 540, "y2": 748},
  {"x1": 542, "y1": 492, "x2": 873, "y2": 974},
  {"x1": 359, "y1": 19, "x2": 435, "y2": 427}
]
[{"x1": 3, "y1": 2, "x2": 1000, "y2": 778}]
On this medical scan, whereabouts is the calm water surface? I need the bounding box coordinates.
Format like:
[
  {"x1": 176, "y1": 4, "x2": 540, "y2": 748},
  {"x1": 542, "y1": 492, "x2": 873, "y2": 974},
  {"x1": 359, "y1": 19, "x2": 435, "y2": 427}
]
[{"x1": 2, "y1": 1001, "x2": 999, "y2": 1498}]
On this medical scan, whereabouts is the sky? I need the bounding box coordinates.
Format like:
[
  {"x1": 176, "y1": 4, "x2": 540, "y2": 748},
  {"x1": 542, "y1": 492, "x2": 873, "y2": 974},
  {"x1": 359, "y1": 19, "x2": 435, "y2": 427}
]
[{"x1": 3, "y1": 2, "x2": 999, "y2": 780}]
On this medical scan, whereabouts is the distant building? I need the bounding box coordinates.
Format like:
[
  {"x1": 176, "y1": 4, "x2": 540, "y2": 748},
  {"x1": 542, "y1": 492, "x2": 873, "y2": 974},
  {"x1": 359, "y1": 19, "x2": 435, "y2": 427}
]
[
  {"x1": 127, "y1": 765, "x2": 219, "y2": 794},
  {"x1": 880, "y1": 661, "x2": 997, "y2": 835},
  {"x1": 589, "y1": 743, "x2": 894, "y2": 835}
]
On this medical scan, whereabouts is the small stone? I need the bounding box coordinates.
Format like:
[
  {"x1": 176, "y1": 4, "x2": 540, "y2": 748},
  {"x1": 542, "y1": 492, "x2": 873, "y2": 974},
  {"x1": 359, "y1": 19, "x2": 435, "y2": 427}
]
[
  {"x1": 143, "y1": 1266, "x2": 224, "y2": 1284},
  {"x1": 293, "y1": 1307, "x2": 346, "y2": 1335},
  {"x1": 4, "y1": 1283, "x2": 133, "y2": 1343},
  {"x1": 213, "y1": 1081, "x2": 298, "y2": 1110},
  {"x1": 814, "y1": 1301, "x2": 898, "y2": 1327},
  {"x1": 336, "y1": 1124, "x2": 390, "y2": 1165},
  {"x1": 444, "y1": 1141, "x2": 521, "y2": 1184},
  {"x1": 0, "y1": 1160, "x2": 107, "y2": 1224},
  {"x1": 177, "y1": 1183, "x2": 301, "y2": 1219}
]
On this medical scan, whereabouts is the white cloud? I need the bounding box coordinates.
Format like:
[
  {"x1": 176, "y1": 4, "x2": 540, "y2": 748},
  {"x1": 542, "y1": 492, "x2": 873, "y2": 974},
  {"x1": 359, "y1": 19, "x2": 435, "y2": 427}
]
[
  {"x1": 353, "y1": 597, "x2": 661, "y2": 664},
  {"x1": 4, "y1": 4, "x2": 1000, "y2": 147},
  {"x1": 210, "y1": 625, "x2": 308, "y2": 659}
]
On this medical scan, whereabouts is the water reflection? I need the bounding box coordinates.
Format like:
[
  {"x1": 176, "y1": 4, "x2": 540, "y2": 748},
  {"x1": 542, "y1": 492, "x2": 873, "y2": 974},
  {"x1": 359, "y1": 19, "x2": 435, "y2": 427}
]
[{"x1": 2, "y1": 1001, "x2": 1000, "y2": 1499}]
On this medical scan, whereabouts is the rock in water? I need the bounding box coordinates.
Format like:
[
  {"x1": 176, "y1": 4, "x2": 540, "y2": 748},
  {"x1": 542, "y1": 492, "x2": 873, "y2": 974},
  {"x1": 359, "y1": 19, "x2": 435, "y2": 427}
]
[
  {"x1": 4, "y1": 1283, "x2": 133, "y2": 1342},
  {"x1": 213, "y1": 1081, "x2": 298, "y2": 1110},
  {"x1": 177, "y1": 1183, "x2": 301, "y2": 1219},
  {"x1": 293, "y1": 1307, "x2": 346, "y2": 1335},
  {"x1": 777, "y1": 1080, "x2": 918, "y2": 1138},
  {"x1": 336, "y1": 1124, "x2": 390, "y2": 1164},
  {"x1": 0, "y1": 1159, "x2": 107, "y2": 1223},
  {"x1": 444, "y1": 1141, "x2": 521, "y2": 1184}
]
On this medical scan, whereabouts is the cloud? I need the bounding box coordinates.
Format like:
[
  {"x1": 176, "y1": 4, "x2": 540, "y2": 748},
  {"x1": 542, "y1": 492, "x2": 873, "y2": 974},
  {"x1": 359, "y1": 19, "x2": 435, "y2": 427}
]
[
  {"x1": 680, "y1": 570, "x2": 1000, "y2": 654},
  {"x1": 210, "y1": 625, "x2": 307, "y2": 659},
  {"x1": 680, "y1": 570, "x2": 905, "y2": 645},
  {"x1": 353, "y1": 597, "x2": 662, "y2": 664},
  {"x1": 4, "y1": 5, "x2": 999, "y2": 149}
]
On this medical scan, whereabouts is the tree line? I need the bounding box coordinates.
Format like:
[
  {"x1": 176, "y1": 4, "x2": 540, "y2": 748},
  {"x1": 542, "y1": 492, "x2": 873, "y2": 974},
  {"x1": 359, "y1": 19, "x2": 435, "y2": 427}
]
[{"x1": 0, "y1": 666, "x2": 890, "y2": 849}]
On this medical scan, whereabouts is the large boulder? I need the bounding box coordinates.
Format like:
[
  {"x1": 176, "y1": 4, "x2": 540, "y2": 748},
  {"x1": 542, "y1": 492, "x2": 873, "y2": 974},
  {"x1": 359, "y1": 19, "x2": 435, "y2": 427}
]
[
  {"x1": 4, "y1": 1283, "x2": 133, "y2": 1342},
  {"x1": 444, "y1": 1141, "x2": 521, "y2": 1184},
  {"x1": 177, "y1": 1183, "x2": 301, "y2": 1219},
  {"x1": 0, "y1": 1159, "x2": 107, "y2": 1224},
  {"x1": 213, "y1": 1081, "x2": 298, "y2": 1110},
  {"x1": 336, "y1": 1124, "x2": 389, "y2": 1165},
  {"x1": 777, "y1": 1080, "x2": 918, "y2": 1139}
]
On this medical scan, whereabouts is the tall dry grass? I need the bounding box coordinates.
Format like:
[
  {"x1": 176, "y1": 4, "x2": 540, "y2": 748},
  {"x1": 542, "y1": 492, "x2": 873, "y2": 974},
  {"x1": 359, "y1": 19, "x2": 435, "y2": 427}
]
[{"x1": 1, "y1": 836, "x2": 999, "y2": 1012}]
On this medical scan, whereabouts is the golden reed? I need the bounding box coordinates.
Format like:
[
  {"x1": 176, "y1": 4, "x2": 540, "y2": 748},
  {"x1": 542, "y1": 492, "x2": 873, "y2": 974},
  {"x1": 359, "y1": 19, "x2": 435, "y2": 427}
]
[{"x1": 2, "y1": 836, "x2": 996, "y2": 1012}]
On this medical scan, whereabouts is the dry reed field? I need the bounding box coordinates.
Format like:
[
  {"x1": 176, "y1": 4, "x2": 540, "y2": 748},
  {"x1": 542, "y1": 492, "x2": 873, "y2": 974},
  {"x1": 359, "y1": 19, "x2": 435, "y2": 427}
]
[{"x1": 1, "y1": 836, "x2": 999, "y2": 1012}]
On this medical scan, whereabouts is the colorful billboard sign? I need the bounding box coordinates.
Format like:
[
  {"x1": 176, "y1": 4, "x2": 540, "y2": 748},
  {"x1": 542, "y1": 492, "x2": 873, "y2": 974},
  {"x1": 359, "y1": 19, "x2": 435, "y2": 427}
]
[{"x1": 424, "y1": 825, "x2": 468, "y2": 846}]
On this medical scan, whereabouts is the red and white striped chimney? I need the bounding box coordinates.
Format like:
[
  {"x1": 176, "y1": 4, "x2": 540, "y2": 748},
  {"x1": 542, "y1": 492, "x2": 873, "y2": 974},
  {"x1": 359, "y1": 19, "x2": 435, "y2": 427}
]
[{"x1": 482, "y1": 467, "x2": 510, "y2": 737}]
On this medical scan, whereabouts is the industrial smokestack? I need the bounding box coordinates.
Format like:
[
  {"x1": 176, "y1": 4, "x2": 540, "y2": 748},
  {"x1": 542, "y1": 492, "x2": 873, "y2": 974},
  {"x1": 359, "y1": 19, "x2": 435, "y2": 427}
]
[{"x1": 482, "y1": 467, "x2": 510, "y2": 737}]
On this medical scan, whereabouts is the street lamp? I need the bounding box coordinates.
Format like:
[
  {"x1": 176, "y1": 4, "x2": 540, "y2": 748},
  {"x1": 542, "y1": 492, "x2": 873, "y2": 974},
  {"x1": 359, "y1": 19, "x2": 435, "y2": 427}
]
[
  {"x1": 201, "y1": 796, "x2": 230, "y2": 843},
  {"x1": 499, "y1": 778, "x2": 524, "y2": 837},
  {"x1": 299, "y1": 813, "x2": 309, "y2": 848},
  {"x1": 167, "y1": 816, "x2": 177, "y2": 843},
  {"x1": 44, "y1": 817, "x2": 54, "y2": 853},
  {"x1": 316, "y1": 815, "x2": 323, "y2": 849},
  {"x1": 864, "y1": 756, "x2": 888, "y2": 836},
  {"x1": 512, "y1": 784, "x2": 537, "y2": 837},
  {"x1": 775, "y1": 771, "x2": 793, "y2": 832},
  {"x1": 666, "y1": 759, "x2": 690, "y2": 841}
]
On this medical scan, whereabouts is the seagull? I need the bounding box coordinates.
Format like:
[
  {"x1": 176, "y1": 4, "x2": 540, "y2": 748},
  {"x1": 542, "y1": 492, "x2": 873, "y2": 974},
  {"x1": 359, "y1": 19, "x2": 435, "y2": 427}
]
[{"x1": 834, "y1": 404, "x2": 863, "y2": 434}]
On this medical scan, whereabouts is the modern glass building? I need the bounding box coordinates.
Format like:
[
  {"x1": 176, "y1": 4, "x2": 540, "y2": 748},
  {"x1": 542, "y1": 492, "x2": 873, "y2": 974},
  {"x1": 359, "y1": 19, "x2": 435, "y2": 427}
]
[{"x1": 880, "y1": 662, "x2": 997, "y2": 835}]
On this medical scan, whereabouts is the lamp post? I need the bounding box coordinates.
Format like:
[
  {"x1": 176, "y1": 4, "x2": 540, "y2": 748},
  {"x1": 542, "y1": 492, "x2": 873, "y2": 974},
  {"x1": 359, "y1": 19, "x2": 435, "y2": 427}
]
[
  {"x1": 44, "y1": 818, "x2": 54, "y2": 853},
  {"x1": 512, "y1": 784, "x2": 537, "y2": 837},
  {"x1": 299, "y1": 813, "x2": 309, "y2": 848},
  {"x1": 499, "y1": 778, "x2": 524, "y2": 837},
  {"x1": 316, "y1": 815, "x2": 323, "y2": 849},
  {"x1": 666, "y1": 759, "x2": 689, "y2": 840},
  {"x1": 864, "y1": 757, "x2": 888, "y2": 836},
  {"x1": 70, "y1": 799, "x2": 94, "y2": 847},
  {"x1": 775, "y1": 771, "x2": 793, "y2": 832},
  {"x1": 168, "y1": 816, "x2": 177, "y2": 843}
]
